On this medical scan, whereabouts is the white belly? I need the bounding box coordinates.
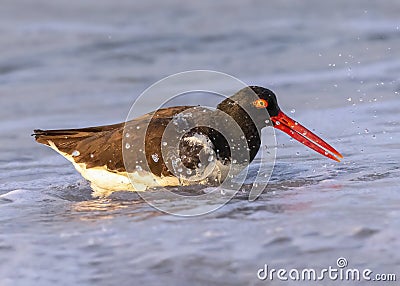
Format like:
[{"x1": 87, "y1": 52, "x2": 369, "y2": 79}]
[{"x1": 48, "y1": 141, "x2": 180, "y2": 197}]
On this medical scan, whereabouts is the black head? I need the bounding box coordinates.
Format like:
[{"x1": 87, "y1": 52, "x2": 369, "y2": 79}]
[
  {"x1": 248, "y1": 86, "x2": 280, "y2": 117},
  {"x1": 217, "y1": 85, "x2": 344, "y2": 162},
  {"x1": 217, "y1": 86, "x2": 281, "y2": 129}
]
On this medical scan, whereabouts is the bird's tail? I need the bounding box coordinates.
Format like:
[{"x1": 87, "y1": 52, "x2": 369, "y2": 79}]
[
  {"x1": 33, "y1": 128, "x2": 95, "y2": 146},
  {"x1": 33, "y1": 123, "x2": 123, "y2": 146}
]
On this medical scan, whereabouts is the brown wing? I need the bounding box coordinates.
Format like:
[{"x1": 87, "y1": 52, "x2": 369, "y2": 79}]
[{"x1": 34, "y1": 106, "x2": 194, "y2": 175}]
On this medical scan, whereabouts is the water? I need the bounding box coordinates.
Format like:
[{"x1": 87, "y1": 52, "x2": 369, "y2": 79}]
[{"x1": 1, "y1": 0, "x2": 400, "y2": 285}]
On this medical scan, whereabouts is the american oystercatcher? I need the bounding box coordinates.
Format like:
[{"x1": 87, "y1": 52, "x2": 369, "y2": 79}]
[{"x1": 34, "y1": 86, "x2": 342, "y2": 197}]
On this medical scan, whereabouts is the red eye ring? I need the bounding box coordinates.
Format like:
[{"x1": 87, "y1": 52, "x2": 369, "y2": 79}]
[{"x1": 253, "y1": 99, "x2": 268, "y2": 109}]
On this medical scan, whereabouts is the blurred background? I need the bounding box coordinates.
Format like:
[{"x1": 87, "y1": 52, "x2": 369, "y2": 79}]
[{"x1": 0, "y1": 1, "x2": 399, "y2": 285}]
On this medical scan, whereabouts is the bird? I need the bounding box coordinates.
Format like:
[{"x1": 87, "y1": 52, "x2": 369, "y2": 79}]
[{"x1": 34, "y1": 86, "x2": 343, "y2": 197}]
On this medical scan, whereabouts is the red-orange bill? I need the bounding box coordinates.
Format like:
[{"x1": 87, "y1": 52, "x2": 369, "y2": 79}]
[{"x1": 271, "y1": 111, "x2": 343, "y2": 162}]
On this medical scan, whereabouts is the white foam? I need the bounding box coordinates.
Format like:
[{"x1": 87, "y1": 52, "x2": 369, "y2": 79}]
[{"x1": 0, "y1": 189, "x2": 57, "y2": 204}]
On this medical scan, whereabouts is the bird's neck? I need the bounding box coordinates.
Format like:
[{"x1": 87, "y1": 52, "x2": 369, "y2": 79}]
[{"x1": 216, "y1": 98, "x2": 262, "y2": 162}]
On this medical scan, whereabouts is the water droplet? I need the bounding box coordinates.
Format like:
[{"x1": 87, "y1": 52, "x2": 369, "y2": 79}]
[
  {"x1": 208, "y1": 156, "x2": 214, "y2": 162},
  {"x1": 90, "y1": 154, "x2": 94, "y2": 158},
  {"x1": 125, "y1": 143, "x2": 131, "y2": 149},
  {"x1": 347, "y1": 97, "x2": 352, "y2": 102},
  {"x1": 232, "y1": 159, "x2": 237, "y2": 164},
  {"x1": 125, "y1": 133, "x2": 130, "y2": 138},
  {"x1": 72, "y1": 150, "x2": 80, "y2": 157},
  {"x1": 290, "y1": 109, "x2": 296, "y2": 114},
  {"x1": 136, "y1": 126, "x2": 140, "y2": 130},
  {"x1": 294, "y1": 121, "x2": 298, "y2": 125},
  {"x1": 136, "y1": 165, "x2": 142, "y2": 171},
  {"x1": 364, "y1": 129, "x2": 369, "y2": 134},
  {"x1": 276, "y1": 121, "x2": 280, "y2": 125},
  {"x1": 177, "y1": 168, "x2": 183, "y2": 173},
  {"x1": 151, "y1": 153, "x2": 159, "y2": 163},
  {"x1": 186, "y1": 169, "x2": 192, "y2": 175},
  {"x1": 265, "y1": 119, "x2": 270, "y2": 124},
  {"x1": 296, "y1": 152, "x2": 300, "y2": 156},
  {"x1": 372, "y1": 135, "x2": 376, "y2": 139},
  {"x1": 162, "y1": 142, "x2": 168, "y2": 146}
]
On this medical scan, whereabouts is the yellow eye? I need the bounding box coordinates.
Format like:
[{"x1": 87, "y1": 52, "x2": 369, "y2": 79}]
[{"x1": 252, "y1": 99, "x2": 268, "y2": 109}]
